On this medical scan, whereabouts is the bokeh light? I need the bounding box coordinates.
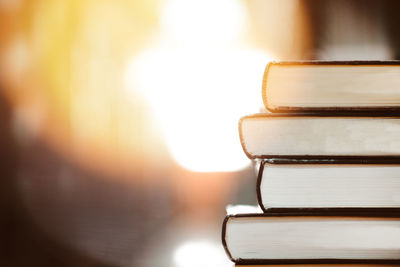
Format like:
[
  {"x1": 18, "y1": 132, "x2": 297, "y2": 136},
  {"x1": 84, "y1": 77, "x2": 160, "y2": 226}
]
[
  {"x1": 173, "y1": 240, "x2": 231, "y2": 267},
  {"x1": 125, "y1": 0, "x2": 273, "y2": 172}
]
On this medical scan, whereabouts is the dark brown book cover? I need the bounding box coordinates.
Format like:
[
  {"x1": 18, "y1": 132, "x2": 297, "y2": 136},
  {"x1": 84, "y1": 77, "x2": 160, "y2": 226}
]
[
  {"x1": 222, "y1": 211, "x2": 400, "y2": 265},
  {"x1": 262, "y1": 61, "x2": 400, "y2": 113},
  {"x1": 256, "y1": 158, "x2": 400, "y2": 213}
]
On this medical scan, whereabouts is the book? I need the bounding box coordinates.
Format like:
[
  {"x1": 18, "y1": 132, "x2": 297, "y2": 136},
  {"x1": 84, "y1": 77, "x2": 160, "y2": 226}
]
[
  {"x1": 236, "y1": 265, "x2": 400, "y2": 267},
  {"x1": 257, "y1": 159, "x2": 400, "y2": 212},
  {"x1": 263, "y1": 61, "x2": 400, "y2": 112},
  {"x1": 222, "y1": 210, "x2": 400, "y2": 264},
  {"x1": 239, "y1": 114, "x2": 400, "y2": 159}
]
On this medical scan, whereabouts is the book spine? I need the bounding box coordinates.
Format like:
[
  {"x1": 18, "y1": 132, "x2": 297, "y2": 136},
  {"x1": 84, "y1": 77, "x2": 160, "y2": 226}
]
[
  {"x1": 256, "y1": 160, "x2": 267, "y2": 213},
  {"x1": 238, "y1": 116, "x2": 253, "y2": 159},
  {"x1": 261, "y1": 62, "x2": 274, "y2": 112},
  {"x1": 221, "y1": 216, "x2": 234, "y2": 262}
]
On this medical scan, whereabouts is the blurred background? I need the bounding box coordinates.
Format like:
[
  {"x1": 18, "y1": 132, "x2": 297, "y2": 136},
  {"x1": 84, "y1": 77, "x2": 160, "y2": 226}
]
[{"x1": 0, "y1": 0, "x2": 399, "y2": 266}]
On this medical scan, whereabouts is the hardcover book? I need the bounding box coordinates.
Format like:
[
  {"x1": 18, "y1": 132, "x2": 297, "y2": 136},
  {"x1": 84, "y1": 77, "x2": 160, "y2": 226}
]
[
  {"x1": 237, "y1": 265, "x2": 400, "y2": 267},
  {"x1": 222, "y1": 209, "x2": 400, "y2": 264},
  {"x1": 263, "y1": 61, "x2": 400, "y2": 112},
  {"x1": 257, "y1": 159, "x2": 400, "y2": 212},
  {"x1": 239, "y1": 114, "x2": 400, "y2": 159}
]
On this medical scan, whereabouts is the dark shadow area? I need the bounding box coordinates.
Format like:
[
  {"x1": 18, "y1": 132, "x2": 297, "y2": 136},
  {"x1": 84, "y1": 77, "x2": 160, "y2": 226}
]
[{"x1": 0, "y1": 91, "x2": 172, "y2": 266}]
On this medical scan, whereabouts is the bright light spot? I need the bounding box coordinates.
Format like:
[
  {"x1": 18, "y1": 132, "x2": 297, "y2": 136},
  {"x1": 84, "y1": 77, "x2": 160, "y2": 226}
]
[
  {"x1": 124, "y1": 0, "x2": 274, "y2": 172},
  {"x1": 161, "y1": 0, "x2": 246, "y2": 46},
  {"x1": 225, "y1": 204, "x2": 262, "y2": 215},
  {"x1": 173, "y1": 240, "x2": 231, "y2": 267},
  {"x1": 125, "y1": 48, "x2": 272, "y2": 172}
]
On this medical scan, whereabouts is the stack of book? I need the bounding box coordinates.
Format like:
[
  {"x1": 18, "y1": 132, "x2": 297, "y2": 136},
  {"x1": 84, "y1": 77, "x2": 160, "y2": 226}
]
[{"x1": 222, "y1": 61, "x2": 400, "y2": 265}]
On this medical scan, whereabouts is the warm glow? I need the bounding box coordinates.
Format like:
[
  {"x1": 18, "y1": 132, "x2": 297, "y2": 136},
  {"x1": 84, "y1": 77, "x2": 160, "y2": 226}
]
[
  {"x1": 125, "y1": 0, "x2": 273, "y2": 172},
  {"x1": 161, "y1": 0, "x2": 246, "y2": 46},
  {"x1": 0, "y1": 0, "x2": 275, "y2": 174},
  {"x1": 173, "y1": 240, "x2": 231, "y2": 267},
  {"x1": 0, "y1": 0, "x2": 164, "y2": 179}
]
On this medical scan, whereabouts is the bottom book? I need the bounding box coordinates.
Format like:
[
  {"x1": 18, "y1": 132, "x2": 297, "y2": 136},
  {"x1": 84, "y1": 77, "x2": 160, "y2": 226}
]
[
  {"x1": 236, "y1": 265, "x2": 400, "y2": 267},
  {"x1": 222, "y1": 209, "x2": 400, "y2": 264}
]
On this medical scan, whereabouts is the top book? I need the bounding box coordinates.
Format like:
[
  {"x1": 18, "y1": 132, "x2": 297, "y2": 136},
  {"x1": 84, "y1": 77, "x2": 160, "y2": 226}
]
[{"x1": 263, "y1": 61, "x2": 400, "y2": 112}]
